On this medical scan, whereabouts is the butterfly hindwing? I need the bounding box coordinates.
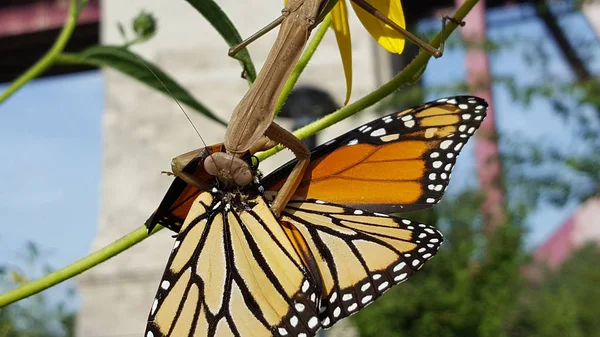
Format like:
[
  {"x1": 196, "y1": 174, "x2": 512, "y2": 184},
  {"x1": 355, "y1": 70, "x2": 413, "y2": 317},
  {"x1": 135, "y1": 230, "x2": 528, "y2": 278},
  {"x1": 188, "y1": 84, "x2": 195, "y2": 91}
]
[
  {"x1": 262, "y1": 95, "x2": 488, "y2": 213},
  {"x1": 273, "y1": 198, "x2": 443, "y2": 329}
]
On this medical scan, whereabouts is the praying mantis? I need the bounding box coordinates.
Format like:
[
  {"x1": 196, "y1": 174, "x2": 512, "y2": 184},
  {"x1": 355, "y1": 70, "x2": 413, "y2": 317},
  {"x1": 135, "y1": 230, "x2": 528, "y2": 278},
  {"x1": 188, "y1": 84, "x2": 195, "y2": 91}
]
[
  {"x1": 151, "y1": 0, "x2": 464, "y2": 228},
  {"x1": 167, "y1": 0, "x2": 333, "y2": 219}
]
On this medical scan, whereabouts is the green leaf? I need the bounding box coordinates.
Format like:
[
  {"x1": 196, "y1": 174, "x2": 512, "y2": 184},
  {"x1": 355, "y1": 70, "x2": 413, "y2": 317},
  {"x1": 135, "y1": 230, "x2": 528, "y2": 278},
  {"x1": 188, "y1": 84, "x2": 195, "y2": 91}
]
[
  {"x1": 59, "y1": 46, "x2": 227, "y2": 126},
  {"x1": 185, "y1": 0, "x2": 256, "y2": 83}
]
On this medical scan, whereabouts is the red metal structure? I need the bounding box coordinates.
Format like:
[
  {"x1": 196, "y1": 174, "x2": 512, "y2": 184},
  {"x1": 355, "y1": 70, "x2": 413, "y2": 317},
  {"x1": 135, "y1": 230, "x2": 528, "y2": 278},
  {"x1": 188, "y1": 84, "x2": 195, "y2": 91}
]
[
  {"x1": 456, "y1": 0, "x2": 505, "y2": 232},
  {"x1": 0, "y1": 0, "x2": 99, "y2": 83}
]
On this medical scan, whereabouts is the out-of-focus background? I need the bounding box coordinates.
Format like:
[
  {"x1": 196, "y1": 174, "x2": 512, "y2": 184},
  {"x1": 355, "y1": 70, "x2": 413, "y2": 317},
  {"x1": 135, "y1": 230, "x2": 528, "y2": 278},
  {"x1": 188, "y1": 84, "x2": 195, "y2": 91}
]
[{"x1": 0, "y1": 0, "x2": 599, "y2": 336}]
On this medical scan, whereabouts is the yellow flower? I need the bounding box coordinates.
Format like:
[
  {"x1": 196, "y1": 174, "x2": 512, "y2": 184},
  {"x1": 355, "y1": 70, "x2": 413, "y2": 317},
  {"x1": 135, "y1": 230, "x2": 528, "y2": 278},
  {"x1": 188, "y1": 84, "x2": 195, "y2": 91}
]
[{"x1": 332, "y1": 0, "x2": 407, "y2": 104}]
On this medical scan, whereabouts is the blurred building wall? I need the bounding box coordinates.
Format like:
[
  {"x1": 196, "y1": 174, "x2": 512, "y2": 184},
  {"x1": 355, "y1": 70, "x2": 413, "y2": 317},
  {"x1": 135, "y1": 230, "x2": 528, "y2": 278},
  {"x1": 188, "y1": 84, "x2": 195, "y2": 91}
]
[
  {"x1": 76, "y1": 1, "x2": 382, "y2": 336},
  {"x1": 533, "y1": 196, "x2": 600, "y2": 269},
  {"x1": 582, "y1": 2, "x2": 600, "y2": 40}
]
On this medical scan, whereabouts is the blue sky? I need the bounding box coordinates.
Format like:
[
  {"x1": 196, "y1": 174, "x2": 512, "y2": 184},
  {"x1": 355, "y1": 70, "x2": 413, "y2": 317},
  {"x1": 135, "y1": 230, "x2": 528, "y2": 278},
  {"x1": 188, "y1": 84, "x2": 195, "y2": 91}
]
[
  {"x1": 0, "y1": 5, "x2": 598, "y2": 306},
  {"x1": 0, "y1": 72, "x2": 102, "y2": 290}
]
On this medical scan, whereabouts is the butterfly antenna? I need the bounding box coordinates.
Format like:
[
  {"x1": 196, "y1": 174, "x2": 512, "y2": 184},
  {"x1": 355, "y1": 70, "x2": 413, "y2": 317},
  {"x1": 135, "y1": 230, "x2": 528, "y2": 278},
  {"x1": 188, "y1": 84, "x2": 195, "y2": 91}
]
[
  {"x1": 133, "y1": 52, "x2": 209, "y2": 148},
  {"x1": 133, "y1": 52, "x2": 226, "y2": 189}
]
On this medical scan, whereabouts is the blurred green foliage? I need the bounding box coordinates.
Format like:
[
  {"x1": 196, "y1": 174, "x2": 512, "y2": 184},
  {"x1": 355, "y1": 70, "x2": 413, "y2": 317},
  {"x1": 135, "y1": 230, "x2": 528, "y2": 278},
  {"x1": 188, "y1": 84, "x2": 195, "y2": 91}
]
[
  {"x1": 0, "y1": 243, "x2": 76, "y2": 337},
  {"x1": 512, "y1": 244, "x2": 600, "y2": 337}
]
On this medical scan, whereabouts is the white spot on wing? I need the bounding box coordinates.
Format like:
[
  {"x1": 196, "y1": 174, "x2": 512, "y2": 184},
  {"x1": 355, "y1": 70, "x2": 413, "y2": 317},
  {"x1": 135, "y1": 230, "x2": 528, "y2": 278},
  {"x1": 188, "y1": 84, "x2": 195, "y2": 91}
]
[
  {"x1": 440, "y1": 140, "x2": 453, "y2": 149},
  {"x1": 377, "y1": 281, "x2": 389, "y2": 291},
  {"x1": 370, "y1": 128, "x2": 386, "y2": 137},
  {"x1": 302, "y1": 280, "x2": 310, "y2": 292},
  {"x1": 348, "y1": 139, "x2": 359, "y2": 146},
  {"x1": 308, "y1": 317, "x2": 319, "y2": 329},
  {"x1": 393, "y1": 262, "x2": 406, "y2": 272},
  {"x1": 151, "y1": 299, "x2": 158, "y2": 315},
  {"x1": 161, "y1": 280, "x2": 170, "y2": 290},
  {"x1": 394, "y1": 273, "x2": 408, "y2": 282}
]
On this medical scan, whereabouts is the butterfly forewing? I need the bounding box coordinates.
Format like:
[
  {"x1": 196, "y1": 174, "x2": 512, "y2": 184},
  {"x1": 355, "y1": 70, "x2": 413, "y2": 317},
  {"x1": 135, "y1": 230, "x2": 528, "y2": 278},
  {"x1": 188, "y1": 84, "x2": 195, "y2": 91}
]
[
  {"x1": 262, "y1": 96, "x2": 488, "y2": 213},
  {"x1": 146, "y1": 189, "x2": 322, "y2": 337}
]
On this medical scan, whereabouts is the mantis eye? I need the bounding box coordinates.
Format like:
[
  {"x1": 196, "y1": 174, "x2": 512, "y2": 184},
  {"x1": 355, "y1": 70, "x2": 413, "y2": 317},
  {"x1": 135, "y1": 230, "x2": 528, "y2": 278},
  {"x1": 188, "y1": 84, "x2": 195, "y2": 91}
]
[{"x1": 204, "y1": 152, "x2": 253, "y2": 186}]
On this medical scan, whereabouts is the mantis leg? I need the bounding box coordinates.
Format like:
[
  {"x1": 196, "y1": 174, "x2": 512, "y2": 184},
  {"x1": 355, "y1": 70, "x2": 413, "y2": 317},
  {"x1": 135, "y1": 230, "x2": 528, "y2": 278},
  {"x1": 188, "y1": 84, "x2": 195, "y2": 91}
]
[{"x1": 260, "y1": 122, "x2": 310, "y2": 217}]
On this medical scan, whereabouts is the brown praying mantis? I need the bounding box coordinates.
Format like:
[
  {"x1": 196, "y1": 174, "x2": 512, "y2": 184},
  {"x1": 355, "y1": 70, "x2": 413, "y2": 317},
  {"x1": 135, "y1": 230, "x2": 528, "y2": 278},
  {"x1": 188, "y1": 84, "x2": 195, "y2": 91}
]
[{"x1": 162, "y1": 0, "x2": 464, "y2": 219}]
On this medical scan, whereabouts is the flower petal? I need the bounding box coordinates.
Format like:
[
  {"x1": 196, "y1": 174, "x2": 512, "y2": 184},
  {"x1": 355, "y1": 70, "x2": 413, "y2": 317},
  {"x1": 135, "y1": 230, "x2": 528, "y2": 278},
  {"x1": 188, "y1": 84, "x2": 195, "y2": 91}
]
[
  {"x1": 350, "y1": 0, "x2": 406, "y2": 54},
  {"x1": 331, "y1": 0, "x2": 353, "y2": 104}
]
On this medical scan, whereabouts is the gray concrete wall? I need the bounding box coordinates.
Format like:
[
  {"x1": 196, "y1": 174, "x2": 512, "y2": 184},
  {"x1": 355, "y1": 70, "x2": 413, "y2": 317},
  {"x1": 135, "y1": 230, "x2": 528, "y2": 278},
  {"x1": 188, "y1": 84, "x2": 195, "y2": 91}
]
[{"x1": 77, "y1": 1, "x2": 382, "y2": 336}]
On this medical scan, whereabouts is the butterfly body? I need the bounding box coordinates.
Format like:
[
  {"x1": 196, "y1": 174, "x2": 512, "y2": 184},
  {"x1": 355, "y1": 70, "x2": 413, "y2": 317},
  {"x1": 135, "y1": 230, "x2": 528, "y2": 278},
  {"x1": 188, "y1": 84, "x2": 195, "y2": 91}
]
[{"x1": 145, "y1": 96, "x2": 488, "y2": 337}]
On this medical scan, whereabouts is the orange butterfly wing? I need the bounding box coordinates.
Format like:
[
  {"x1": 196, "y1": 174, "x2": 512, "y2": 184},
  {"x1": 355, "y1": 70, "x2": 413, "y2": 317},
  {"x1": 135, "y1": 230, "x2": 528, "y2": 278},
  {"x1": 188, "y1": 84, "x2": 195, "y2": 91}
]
[
  {"x1": 145, "y1": 144, "x2": 226, "y2": 232},
  {"x1": 262, "y1": 96, "x2": 487, "y2": 213},
  {"x1": 147, "y1": 96, "x2": 487, "y2": 233}
]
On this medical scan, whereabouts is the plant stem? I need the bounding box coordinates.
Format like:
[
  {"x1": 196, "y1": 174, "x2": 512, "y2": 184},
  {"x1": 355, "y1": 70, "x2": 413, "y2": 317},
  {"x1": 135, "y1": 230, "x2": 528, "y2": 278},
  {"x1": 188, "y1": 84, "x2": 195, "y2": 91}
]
[
  {"x1": 275, "y1": 15, "x2": 333, "y2": 114},
  {"x1": 0, "y1": 0, "x2": 89, "y2": 104},
  {"x1": 0, "y1": 226, "x2": 162, "y2": 308},
  {"x1": 257, "y1": 0, "x2": 478, "y2": 161}
]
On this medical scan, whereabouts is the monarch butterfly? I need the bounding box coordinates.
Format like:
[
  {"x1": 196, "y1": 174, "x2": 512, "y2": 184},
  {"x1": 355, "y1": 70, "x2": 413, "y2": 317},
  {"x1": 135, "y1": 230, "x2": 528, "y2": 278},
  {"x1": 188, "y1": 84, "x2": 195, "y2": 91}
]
[{"x1": 145, "y1": 96, "x2": 488, "y2": 337}]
